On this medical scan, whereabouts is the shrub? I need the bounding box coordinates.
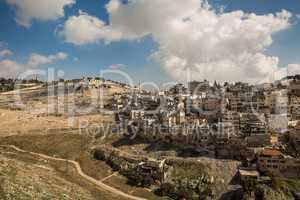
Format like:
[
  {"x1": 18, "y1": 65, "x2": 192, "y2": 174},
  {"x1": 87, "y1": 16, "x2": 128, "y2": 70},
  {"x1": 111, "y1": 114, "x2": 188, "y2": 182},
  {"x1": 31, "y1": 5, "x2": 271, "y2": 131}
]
[
  {"x1": 242, "y1": 178, "x2": 257, "y2": 193},
  {"x1": 155, "y1": 183, "x2": 177, "y2": 199},
  {"x1": 142, "y1": 176, "x2": 155, "y2": 187}
]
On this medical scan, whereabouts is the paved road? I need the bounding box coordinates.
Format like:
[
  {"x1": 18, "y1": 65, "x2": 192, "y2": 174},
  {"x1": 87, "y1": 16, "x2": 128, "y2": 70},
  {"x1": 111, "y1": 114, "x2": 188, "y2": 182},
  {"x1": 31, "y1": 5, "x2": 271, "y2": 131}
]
[{"x1": 0, "y1": 145, "x2": 147, "y2": 200}]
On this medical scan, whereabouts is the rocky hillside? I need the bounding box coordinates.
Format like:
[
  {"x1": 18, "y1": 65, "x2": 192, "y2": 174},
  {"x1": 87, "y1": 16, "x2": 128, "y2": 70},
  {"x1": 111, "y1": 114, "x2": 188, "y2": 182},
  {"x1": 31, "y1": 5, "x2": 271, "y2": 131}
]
[{"x1": 0, "y1": 154, "x2": 94, "y2": 200}]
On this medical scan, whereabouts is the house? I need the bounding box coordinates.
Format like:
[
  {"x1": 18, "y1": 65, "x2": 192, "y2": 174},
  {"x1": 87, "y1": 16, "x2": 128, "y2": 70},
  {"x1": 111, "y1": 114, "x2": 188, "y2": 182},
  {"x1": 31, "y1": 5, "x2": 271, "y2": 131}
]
[
  {"x1": 202, "y1": 97, "x2": 221, "y2": 112},
  {"x1": 168, "y1": 84, "x2": 187, "y2": 95},
  {"x1": 288, "y1": 79, "x2": 300, "y2": 96},
  {"x1": 188, "y1": 80, "x2": 210, "y2": 94},
  {"x1": 257, "y1": 148, "x2": 300, "y2": 177},
  {"x1": 130, "y1": 110, "x2": 145, "y2": 120},
  {"x1": 289, "y1": 122, "x2": 300, "y2": 152},
  {"x1": 268, "y1": 114, "x2": 288, "y2": 133},
  {"x1": 222, "y1": 111, "x2": 240, "y2": 133},
  {"x1": 240, "y1": 113, "x2": 266, "y2": 136},
  {"x1": 245, "y1": 134, "x2": 278, "y2": 148},
  {"x1": 257, "y1": 148, "x2": 284, "y2": 173},
  {"x1": 138, "y1": 159, "x2": 168, "y2": 183},
  {"x1": 266, "y1": 90, "x2": 288, "y2": 114},
  {"x1": 88, "y1": 77, "x2": 104, "y2": 88},
  {"x1": 289, "y1": 95, "x2": 300, "y2": 120},
  {"x1": 215, "y1": 122, "x2": 237, "y2": 139},
  {"x1": 161, "y1": 112, "x2": 177, "y2": 128},
  {"x1": 176, "y1": 110, "x2": 186, "y2": 125}
]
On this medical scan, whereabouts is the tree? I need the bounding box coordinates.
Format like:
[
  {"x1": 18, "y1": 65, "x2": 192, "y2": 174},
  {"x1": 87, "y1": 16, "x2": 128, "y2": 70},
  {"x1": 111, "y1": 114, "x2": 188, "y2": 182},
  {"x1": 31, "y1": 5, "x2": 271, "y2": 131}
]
[
  {"x1": 155, "y1": 183, "x2": 176, "y2": 199},
  {"x1": 242, "y1": 178, "x2": 257, "y2": 194},
  {"x1": 177, "y1": 186, "x2": 192, "y2": 200},
  {"x1": 142, "y1": 176, "x2": 155, "y2": 187}
]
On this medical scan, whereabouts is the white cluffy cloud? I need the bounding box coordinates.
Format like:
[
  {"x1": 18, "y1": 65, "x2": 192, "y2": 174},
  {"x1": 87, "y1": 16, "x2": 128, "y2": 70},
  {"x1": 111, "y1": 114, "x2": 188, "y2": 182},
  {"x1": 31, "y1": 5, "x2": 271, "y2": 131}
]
[
  {"x1": 6, "y1": 0, "x2": 75, "y2": 27},
  {"x1": 57, "y1": 10, "x2": 124, "y2": 45},
  {"x1": 59, "y1": 0, "x2": 294, "y2": 83},
  {"x1": 0, "y1": 42, "x2": 13, "y2": 58},
  {"x1": 0, "y1": 52, "x2": 68, "y2": 77},
  {"x1": 27, "y1": 52, "x2": 68, "y2": 67},
  {"x1": 109, "y1": 63, "x2": 127, "y2": 69},
  {"x1": 287, "y1": 64, "x2": 300, "y2": 76},
  {"x1": 0, "y1": 49, "x2": 13, "y2": 58},
  {"x1": 274, "y1": 64, "x2": 300, "y2": 80}
]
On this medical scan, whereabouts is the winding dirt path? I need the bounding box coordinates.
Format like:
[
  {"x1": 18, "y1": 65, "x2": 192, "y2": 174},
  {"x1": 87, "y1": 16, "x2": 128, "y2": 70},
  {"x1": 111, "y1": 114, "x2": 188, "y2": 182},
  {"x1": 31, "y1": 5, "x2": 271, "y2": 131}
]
[{"x1": 0, "y1": 145, "x2": 147, "y2": 200}]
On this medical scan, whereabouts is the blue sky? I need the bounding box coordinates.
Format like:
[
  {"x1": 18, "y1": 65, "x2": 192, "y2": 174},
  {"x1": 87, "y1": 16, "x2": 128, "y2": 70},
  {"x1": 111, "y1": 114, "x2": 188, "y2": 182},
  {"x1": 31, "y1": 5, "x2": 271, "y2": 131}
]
[
  {"x1": 0, "y1": 0, "x2": 166, "y2": 84},
  {"x1": 0, "y1": 0, "x2": 300, "y2": 85}
]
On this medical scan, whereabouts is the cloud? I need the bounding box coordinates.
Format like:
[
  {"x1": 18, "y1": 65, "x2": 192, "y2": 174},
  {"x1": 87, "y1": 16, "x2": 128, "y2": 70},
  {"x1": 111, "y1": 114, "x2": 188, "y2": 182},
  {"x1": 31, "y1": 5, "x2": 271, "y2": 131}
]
[
  {"x1": 6, "y1": 0, "x2": 75, "y2": 27},
  {"x1": 287, "y1": 64, "x2": 300, "y2": 76},
  {"x1": 273, "y1": 64, "x2": 300, "y2": 80},
  {"x1": 0, "y1": 60, "x2": 24, "y2": 77},
  {"x1": 57, "y1": 10, "x2": 124, "y2": 45},
  {"x1": 60, "y1": 0, "x2": 293, "y2": 83},
  {"x1": 0, "y1": 52, "x2": 68, "y2": 77},
  {"x1": 109, "y1": 63, "x2": 127, "y2": 69},
  {"x1": 27, "y1": 52, "x2": 68, "y2": 67},
  {"x1": 0, "y1": 42, "x2": 13, "y2": 58},
  {"x1": 0, "y1": 49, "x2": 13, "y2": 58}
]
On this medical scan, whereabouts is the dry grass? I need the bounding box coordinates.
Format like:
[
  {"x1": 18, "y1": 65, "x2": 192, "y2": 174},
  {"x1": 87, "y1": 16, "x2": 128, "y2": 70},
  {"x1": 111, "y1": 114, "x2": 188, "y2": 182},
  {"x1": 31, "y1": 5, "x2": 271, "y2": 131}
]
[
  {"x1": 0, "y1": 133, "x2": 112, "y2": 180},
  {"x1": 0, "y1": 133, "x2": 163, "y2": 199},
  {"x1": 0, "y1": 84, "x2": 161, "y2": 199},
  {"x1": 103, "y1": 175, "x2": 163, "y2": 200},
  {"x1": 0, "y1": 150, "x2": 118, "y2": 200}
]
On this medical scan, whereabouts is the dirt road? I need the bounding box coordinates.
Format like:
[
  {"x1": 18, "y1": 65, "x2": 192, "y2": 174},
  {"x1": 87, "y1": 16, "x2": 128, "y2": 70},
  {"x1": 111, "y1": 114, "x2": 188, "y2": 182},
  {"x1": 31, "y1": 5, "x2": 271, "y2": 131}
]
[{"x1": 0, "y1": 145, "x2": 147, "y2": 200}]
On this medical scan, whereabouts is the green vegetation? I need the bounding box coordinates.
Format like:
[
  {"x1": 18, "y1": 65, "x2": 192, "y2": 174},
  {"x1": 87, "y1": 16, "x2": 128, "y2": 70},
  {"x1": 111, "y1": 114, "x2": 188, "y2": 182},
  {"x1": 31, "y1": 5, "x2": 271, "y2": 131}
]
[
  {"x1": 155, "y1": 179, "x2": 213, "y2": 200},
  {"x1": 285, "y1": 179, "x2": 300, "y2": 192},
  {"x1": 122, "y1": 168, "x2": 155, "y2": 187},
  {"x1": 0, "y1": 78, "x2": 14, "y2": 91},
  {"x1": 106, "y1": 155, "x2": 122, "y2": 172},
  {"x1": 0, "y1": 78, "x2": 42, "y2": 92},
  {"x1": 242, "y1": 178, "x2": 257, "y2": 194},
  {"x1": 170, "y1": 163, "x2": 206, "y2": 180},
  {"x1": 154, "y1": 162, "x2": 214, "y2": 200},
  {"x1": 271, "y1": 177, "x2": 285, "y2": 190}
]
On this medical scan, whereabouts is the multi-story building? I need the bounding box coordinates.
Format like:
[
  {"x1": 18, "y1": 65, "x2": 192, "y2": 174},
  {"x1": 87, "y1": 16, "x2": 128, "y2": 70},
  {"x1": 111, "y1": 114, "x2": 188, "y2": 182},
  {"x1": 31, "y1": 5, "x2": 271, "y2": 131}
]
[
  {"x1": 131, "y1": 110, "x2": 145, "y2": 120},
  {"x1": 289, "y1": 122, "x2": 300, "y2": 153},
  {"x1": 245, "y1": 134, "x2": 278, "y2": 148},
  {"x1": 222, "y1": 111, "x2": 240, "y2": 133},
  {"x1": 240, "y1": 113, "x2": 267, "y2": 136},
  {"x1": 188, "y1": 80, "x2": 210, "y2": 94},
  {"x1": 257, "y1": 148, "x2": 300, "y2": 177},
  {"x1": 266, "y1": 90, "x2": 288, "y2": 115},
  {"x1": 289, "y1": 95, "x2": 300, "y2": 120},
  {"x1": 257, "y1": 148, "x2": 285, "y2": 173}
]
